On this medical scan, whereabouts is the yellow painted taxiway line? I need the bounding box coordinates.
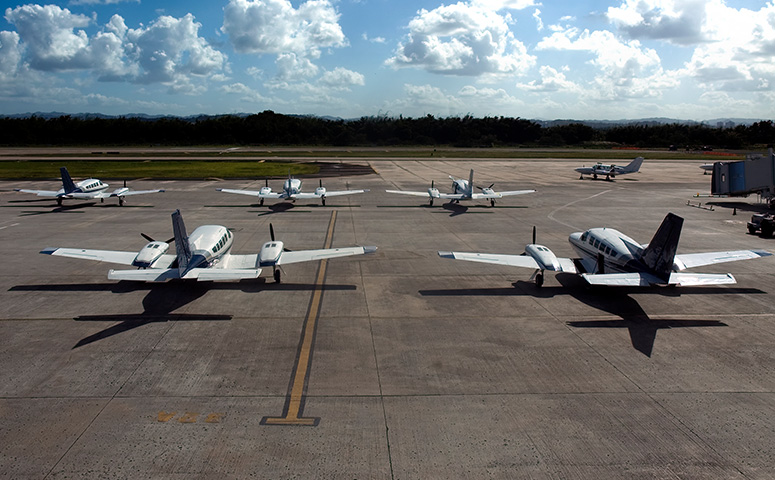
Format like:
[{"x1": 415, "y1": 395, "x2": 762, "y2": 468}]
[{"x1": 262, "y1": 210, "x2": 337, "y2": 427}]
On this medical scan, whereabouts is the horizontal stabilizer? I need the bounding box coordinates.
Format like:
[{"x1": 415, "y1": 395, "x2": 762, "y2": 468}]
[
  {"x1": 667, "y1": 272, "x2": 736, "y2": 286},
  {"x1": 581, "y1": 272, "x2": 664, "y2": 286},
  {"x1": 108, "y1": 268, "x2": 262, "y2": 282}
]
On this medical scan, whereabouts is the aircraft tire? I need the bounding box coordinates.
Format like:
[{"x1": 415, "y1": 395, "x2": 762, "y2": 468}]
[
  {"x1": 490, "y1": 199, "x2": 495, "y2": 207},
  {"x1": 429, "y1": 199, "x2": 434, "y2": 206},
  {"x1": 274, "y1": 269, "x2": 281, "y2": 283},
  {"x1": 322, "y1": 198, "x2": 326, "y2": 206},
  {"x1": 260, "y1": 199, "x2": 264, "y2": 206},
  {"x1": 119, "y1": 197, "x2": 125, "y2": 206},
  {"x1": 57, "y1": 198, "x2": 63, "y2": 206},
  {"x1": 536, "y1": 273, "x2": 544, "y2": 287}
]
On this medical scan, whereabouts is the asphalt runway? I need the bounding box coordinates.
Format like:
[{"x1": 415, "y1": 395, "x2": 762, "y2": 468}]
[{"x1": 2, "y1": 157, "x2": 775, "y2": 478}]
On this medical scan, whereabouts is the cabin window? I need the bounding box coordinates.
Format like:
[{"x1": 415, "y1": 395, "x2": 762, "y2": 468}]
[
  {"x1": 593, "y1": 239, "x2": 600, "y2": 248},
  {"x1": 581, "y1": 232, "x2": 587, "y2": 242},
  {"x1": 212, "y1": 246, "x2": 217, "y2": 253}
]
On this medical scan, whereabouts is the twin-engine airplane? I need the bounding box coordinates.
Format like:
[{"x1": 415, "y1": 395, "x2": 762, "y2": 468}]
[
  {"x1": 41, "y1": 210, "x2": 376, "y2": 282},
  {"x1": 439, "y1": 213, "x2": 771, "y2": 287},
  {"x1": 217, "y1": 174, "x2": 368, "y2": 206},
  {"x1": 576, "y1": 157, "x2": 644, "y2": 180},
  {"x1": 15, "y1": 167, "x2": 164, "y2": 206},
  {"x1": 386, "y1": 169, "x2": 535, "y2": 206}
]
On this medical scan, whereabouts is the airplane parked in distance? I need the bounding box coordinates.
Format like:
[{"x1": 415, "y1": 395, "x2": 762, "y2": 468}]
[
  {"x1": 15, "y1": 167, "x2": 164, "y2": 206},
  {"x1": 576, "y1": 157, "x2": 644, "y2": 180},
  {"x1": 41, "y1": 210, "x2": 376, "y2": 283},
  {"x1": 386, "y1": 169, "x2": 535, "y2": 206},
  {"x1": 439, "y1": 213, "x2": 771, "y2": 287},
  {"x1": 217, "y1": 174, "x2": 368, "y2": 206}
]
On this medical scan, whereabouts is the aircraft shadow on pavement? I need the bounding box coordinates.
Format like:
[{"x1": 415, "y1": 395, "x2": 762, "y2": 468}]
[
  {"x1": 3, "y1": 201, "x2": 155, "y2": 216},
  {"x1": 419, "y1": 273, "x2": 764, "y2": 357},
  {"x1": 10, "y1": 280, "x2": 356, "y2": 348}
]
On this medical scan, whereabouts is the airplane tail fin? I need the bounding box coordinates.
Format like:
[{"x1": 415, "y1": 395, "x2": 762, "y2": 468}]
[
  {"x1": 171, "y1": 209, "x2": 192, "y2": 272},
  {"x1": 467, "y1": 169, "x2": 474, "y2": 196},
  {"x1": 622, "y1": 157, "x2": 644, "y2": 173},
  {"x1": 60, "y1": 167, "x2": 77, "y2": 193},
  {"x1": 640, "y1": 213, "x2": 683, "y2": 282}
]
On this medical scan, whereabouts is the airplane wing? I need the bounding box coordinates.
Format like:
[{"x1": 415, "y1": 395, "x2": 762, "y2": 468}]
[
  {"x1": 217, "y1": 188, "x2": 284, "y2": 199},
  {"x1": 436, "y1": 193, "x2": 466, "y2": 200},
  {"x1": 111, "y1": 189, "x2": 165, "y2": 197},
  {"x1": 41, "y1": 247, "x2": 139, "y2": 266},
  {"x1": 674, "y1": 250, "x2": 772, "y2": 269},
  {"x1": 386, "y1": 190, "x2": 434, "y2": 198},
  {"x1": 438, "y1": 251, "x2": 541, "y2": 268},
  {"x1": 318, "y1": 189, "x2": 369, "y2": 197},
  {"x1": 277, "y1": 246, "x2": 377, "y2": 265},
  {"x1": 15, "y1": 189, "x2": 60, "y2": 197},
  {"x1": 471, "y1": 190, "x2": 535, "y2": 199}
]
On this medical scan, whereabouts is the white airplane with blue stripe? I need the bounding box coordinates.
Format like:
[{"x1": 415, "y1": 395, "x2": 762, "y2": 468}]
[
  {"x1": 41, "y1": 210, "x2": 376, "y2": 283},
  {"x1": 15, "y1": 167, "x2": 164, "y2": 206},
  {"x1": 439, "y1": 213, "x2": 771, "y2": 287},
  {"x1": 387, "y1": 169, "x2": 534, "y2": 206}
]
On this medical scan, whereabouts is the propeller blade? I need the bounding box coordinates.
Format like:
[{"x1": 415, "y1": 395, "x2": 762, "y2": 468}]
[
  {"x1": 431, "y1": 180, "x2": 434, "y2": 189},
  {"x1": 270, "y1": 223, "x2": 275, "y2": 242},
  {"x1": 319, "y1": 179, "x2": 323, "y2": 187},
  {"x1": 532, "y1": 226, "x2": 536, "y2": 245},
  {"x1": 123, "y1": 179, "x2": 127, "y2": 188},
  {"x1": 265, "y1": 178, "x2": 269, "y2": 187},
  {"x1": 141, "y1": 233, "x2": 154, "y2": 242},
  {"x1": 489, "y1": 183, "x2": 494, "y2": 189}
]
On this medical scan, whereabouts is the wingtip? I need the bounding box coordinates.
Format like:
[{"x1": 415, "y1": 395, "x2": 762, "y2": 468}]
[
  {"x1": 437, "y1": 251, "x2": 453, "y2": 258},
  {"x1": 363, "y1": 246, "x2": 377, "y2": 254},
  {"x1": 40, "y1": 247, "x2": 58, "y2": 255},
  {"x1": 753, "y1": 250, "x2": 773, "y2": 257}
]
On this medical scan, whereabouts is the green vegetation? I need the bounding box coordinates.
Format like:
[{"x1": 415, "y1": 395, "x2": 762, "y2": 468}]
[
  {"x1": 1, "y1": 112, "x2": 772, "y2": 149},
  {"x1": 0, "y1": 160, "x2": 319, "y2": 179}
]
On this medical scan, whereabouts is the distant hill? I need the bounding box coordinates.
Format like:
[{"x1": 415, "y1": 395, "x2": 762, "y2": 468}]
[{"x1": 1, "y1": 112, "x2": 768, "y2": 127}]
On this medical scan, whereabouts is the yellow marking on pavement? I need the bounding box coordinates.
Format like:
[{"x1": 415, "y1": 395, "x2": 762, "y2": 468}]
[{"x1": 262, "y1": 210, "x2": 337, "y2": 427}]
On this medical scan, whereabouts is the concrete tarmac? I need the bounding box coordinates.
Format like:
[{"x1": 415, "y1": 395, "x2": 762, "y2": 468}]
[{"x1": 1, "y1": 157, "x2": 775, "y2": 478}]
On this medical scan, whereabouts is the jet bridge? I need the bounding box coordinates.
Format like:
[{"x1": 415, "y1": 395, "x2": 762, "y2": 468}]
[{"x1": 712, "y1": 148, "x2": 775, "y2": 207}]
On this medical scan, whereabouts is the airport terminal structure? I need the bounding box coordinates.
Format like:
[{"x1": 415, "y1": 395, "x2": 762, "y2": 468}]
[{"x1": 2, "y1": 153, "x2": 775, "y2": 478}]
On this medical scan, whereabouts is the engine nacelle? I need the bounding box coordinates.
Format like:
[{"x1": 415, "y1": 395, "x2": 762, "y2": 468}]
[
  {"x1": 428, "y1": 187, "x2": 440, "y2": 198},
  {"x1": 258, "y1": 241, "x2": 284, "y2": 266},
  {"x1": 112, "y1": 187, "x2": 130, "y2": 197},
  {"x1": 315, "y1": 186, "x2": 326, "y2": 196},
  {"x1": 132, "y1": 241, "x2": 169, "y2": 268},
  {"x1": 259, "y1": 186, "x2": 272, "y2": 195},
  {"x1": 525, "y1": 244, "x2": 561, "y2": 271}
]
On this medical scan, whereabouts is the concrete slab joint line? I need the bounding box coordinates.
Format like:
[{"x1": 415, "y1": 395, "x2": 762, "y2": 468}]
[{"x1": 261, "y1": 210, "x2": 337, "y2": 427}]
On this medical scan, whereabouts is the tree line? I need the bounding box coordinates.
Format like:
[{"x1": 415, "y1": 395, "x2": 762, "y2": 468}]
[{"x1": 0, "y1": 111, "x2": 773, "y2": 149}]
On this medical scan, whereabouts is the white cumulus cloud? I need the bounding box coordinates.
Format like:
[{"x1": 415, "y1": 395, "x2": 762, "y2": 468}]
[
  {"x1": 386, "y1": 2, "x2": 535, "y2": 77},
  {"x1": 221, "y1": 0, "x2": 347, "y2": 57}
]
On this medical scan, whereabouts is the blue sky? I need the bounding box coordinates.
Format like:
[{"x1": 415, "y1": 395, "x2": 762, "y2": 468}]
[{"x1": 0, "y1": 0, "x2": 773, "y2": 120}]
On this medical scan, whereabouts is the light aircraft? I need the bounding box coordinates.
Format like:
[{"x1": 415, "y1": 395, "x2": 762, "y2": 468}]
[
  {"x1": 439, "y1": 213, "x2": 771, "y2": 287},
  {"x1": 576, "y1": 157, "x2": 644, "y2": 180},
  {"x1": 386, "y1": 169, "x2": 535, "y2": 206},
  {"x1": 15, "y1": 167, "x2": 164, "y2": 206},
  {"x1": 217, "y1": 174, "x2": 368, "y2": 206},
  {"x1": 41, "y1": 210, "x2": 376, "y2": 283}
]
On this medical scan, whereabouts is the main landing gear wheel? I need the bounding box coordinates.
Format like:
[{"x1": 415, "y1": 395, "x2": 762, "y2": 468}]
[
  {"x1": 322, "y1": 198, "x2": 326, "y2": 206},
  {"x1": 260, "y1": 198, "x2": 264, "y2": 206},
  {"x1": 274, "y1": 269, "x2": 281, "y2": 283},
  {"x1": 490, "y1": 199, "x2": 495, "y2": 207},
  {"x1": 56, "y1": 198, "x2": 63, "y2": 206},
  {"x1": 535, "y1": 273, "x2": 544, "y2": 288},
  {"x1": 119, "y1": 197, "x2": 125, "y2": 206},
  {"x1": 429, "y1": 198, "x2": 434, "y2": 206}
]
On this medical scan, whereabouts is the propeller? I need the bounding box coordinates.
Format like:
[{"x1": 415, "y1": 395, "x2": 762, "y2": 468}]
[
  {"x1": 269, "y1": 223, "x2": 291, "y2": 251},
  {"x1": 476, "y1": 183, "x2": 495, "y2": 191},
  {"x1": 532, "y1": 225, "x2": 536, "y2": 245},
  {"x1": 320, "y1": 179, "x2": 323, "y2": 188},
  {"x1": 141, "y1": 233, "x2": 174, "y2": 243}
]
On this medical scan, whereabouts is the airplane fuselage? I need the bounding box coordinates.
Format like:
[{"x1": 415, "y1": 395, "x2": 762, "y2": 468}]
[
  {"x1": 185, "y1": 225, "x2": 234, "y2": 270},
  {"x1": 283, "y1": 178, "x2": 303, "y2": 197},
  {"x1": 569, "y1": 227, "x2": 660, "y2": 274},
  {"x1": 59, "y1": 178, "x2": 110, "y2": 197}
]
